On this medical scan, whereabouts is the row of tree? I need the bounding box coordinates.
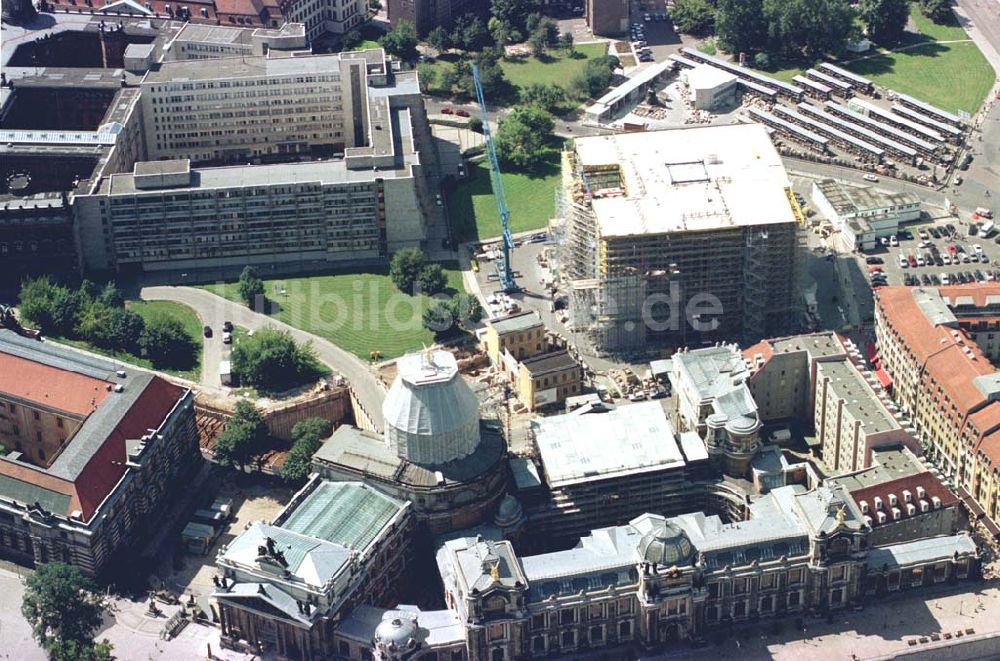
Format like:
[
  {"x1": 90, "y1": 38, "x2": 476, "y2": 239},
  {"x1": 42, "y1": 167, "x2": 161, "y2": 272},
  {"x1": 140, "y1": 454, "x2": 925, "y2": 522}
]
[{"x1": 18, "y1": 277, "x2": 195, "y2": 369}]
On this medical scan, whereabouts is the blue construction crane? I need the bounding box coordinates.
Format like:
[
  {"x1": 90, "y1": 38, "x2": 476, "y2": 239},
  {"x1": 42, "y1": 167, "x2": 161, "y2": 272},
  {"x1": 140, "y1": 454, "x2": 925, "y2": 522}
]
[{"x1": 472, "y1": 63, "x2": 518, "y2": 292}]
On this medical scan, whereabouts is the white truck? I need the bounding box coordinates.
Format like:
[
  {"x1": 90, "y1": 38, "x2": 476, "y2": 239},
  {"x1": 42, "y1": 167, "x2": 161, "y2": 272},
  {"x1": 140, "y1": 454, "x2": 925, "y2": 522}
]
[{"x1": 976, "y1": 207, "x2": 993, "y2": 220}]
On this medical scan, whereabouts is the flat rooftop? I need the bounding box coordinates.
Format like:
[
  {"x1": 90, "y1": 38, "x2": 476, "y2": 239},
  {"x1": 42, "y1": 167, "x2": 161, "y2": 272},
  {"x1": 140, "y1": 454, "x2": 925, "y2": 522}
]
[
  {"x1": 520, "y1": 350, "x2": 577, "y2": 376},
  {"x1": 532, "y1": 401, "x2": 686, "y2": 487},
  {"x1": 143, "y1": 50, "x2": 360, "y2": 84},
  {"x1": 487, "y1": 311, "x2": 544, "y2": 335},
  {"x1": 827, "y1": 445, "x2": 924, "y2": 492},
  {"x1": 573, "y1": 124, "x2": 796, "y2": 238},
  {"x1": 814, "y1": 359, "x2": 898, "y2": 434},
  {"x1": 814, "y1": 179, "x2": 919, "y2": 216}
]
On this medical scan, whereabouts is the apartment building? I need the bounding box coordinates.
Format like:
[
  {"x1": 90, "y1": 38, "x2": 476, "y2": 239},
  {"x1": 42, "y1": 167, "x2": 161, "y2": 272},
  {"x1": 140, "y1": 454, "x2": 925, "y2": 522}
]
[
  {"x1": 586, "y1": 0, "x2": 628, "y2": 36},
  {"x1": 744, "y1": 332, "x2": 919, "y2": 476},
  {"x1": 482, "y1": 311, "x2": 547, "y2": 364},
  {"x1": 161, "y1": 22, "x2": 308, "y2": 61},
  {"x1": 0, "y1": 330, "x2": 200, "y2": 578},
  {"x1": 280, "y1": 0, "x2": 367, "y2": 43},
  {"x1": 875, "y1": 285, "x2": 1000, "y2": 533},
  {"x1": 516, "y1": 350, "x2": 583, "y2": 411},
  {"x1": 560, "y1": 125, "x2": 802, "y2": 354}
]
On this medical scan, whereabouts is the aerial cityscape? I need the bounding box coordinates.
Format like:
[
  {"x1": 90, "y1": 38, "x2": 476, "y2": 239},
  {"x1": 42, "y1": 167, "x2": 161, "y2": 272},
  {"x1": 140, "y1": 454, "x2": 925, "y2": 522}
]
[{"x1": 1, "y1": 0, "x2": 999, "y2": 659}]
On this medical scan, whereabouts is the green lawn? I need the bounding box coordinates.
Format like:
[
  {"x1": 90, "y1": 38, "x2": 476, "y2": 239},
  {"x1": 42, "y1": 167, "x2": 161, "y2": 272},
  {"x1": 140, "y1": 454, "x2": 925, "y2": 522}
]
[
  {"x1": 421, "y1": 43, "x2": 608, "y2": 100},
  {"x1": 447, "y1": 150, "x2": 561, "y2": 243},
  {"x1": 199, "y1": 267, "x2": 466, "y2": 360},
  {"x1": 498, "y1": 43, "x2": 608, "y2": 90},
  {"x1": 51, "y1": 300, "x2": 203, "y2": 381},
  {"x1": 754, "y1": 5, "x2": 992, "y2": 114},
  {"x1": 847, "y1": 41, "x2": 992, "y2": 115},
  {"x1": 349, "y1": 39, "x2": 382, "y2": 52}
]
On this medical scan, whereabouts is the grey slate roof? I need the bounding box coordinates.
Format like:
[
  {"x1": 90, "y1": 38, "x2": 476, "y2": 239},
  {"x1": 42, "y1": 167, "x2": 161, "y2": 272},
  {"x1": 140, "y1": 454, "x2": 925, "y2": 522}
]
[{"x1": 866, "y1": 533, "x2": 977, "y2": 570}]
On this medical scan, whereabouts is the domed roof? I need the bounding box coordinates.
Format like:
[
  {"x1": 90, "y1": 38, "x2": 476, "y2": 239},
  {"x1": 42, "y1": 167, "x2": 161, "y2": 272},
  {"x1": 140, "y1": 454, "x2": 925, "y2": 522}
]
[
  {"x1": 493, "y1": 494, "x2": 524, "y2": 528},
  {"x1": 383, "y1": 350, "x2": 482, "y2": 465},
  {"x1": 374, "y1": 615, "x2": 418, "y2": 649},
  {"x1": 638, "y1": 521, "x2": 695, "y2": 566}
]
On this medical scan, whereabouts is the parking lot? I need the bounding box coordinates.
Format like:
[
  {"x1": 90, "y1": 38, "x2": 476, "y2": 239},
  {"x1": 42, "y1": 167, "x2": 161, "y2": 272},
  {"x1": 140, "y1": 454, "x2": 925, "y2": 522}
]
[{"x1": 859, "y1": 213, "x2": 999, "y2": 290}]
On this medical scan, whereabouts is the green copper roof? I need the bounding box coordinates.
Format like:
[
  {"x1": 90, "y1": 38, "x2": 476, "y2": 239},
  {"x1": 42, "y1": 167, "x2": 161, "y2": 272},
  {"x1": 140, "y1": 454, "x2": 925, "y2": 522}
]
[{"x1": 281, "y1": 481, "x2": 403, "y2": 552}]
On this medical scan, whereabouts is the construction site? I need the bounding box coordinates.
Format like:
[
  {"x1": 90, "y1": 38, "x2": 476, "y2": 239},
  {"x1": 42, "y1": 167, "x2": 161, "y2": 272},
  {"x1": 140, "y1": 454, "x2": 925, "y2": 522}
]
[{"x1": 554, "y1": 123, "x2": 806, "y2": 356}]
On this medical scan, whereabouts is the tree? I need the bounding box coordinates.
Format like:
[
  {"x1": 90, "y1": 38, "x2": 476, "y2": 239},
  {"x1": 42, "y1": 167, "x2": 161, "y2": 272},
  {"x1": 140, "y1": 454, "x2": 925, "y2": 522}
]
[
  {"x1": 281, "y1": 417, "x2": 332, "y2": 483},
  {"x1": 417, "y1": 62, "x2": 438, "y2": 91},
  {"x1": 341, "y1": 29, "x2": 363, "y2": 51},
  {"x1": 919, "y1": 0, "x2": 952, "y2": 23},
  {"x1": 753, "y1": 52, "x2": 772, "y2": 69},
  {"x1": 106, "y1": 308, "x2": 145, "y2": 354},
  {"x1": 439, "y1": 66, "x2": 460, "y2": 94},
  {"x1": 97, "y1": 282, "x2": 125, "y2": 309},
  {"x1": 390, "y1": 247, "x2": 428, "y2": 294},
  {"x1": 231, "y1": 327, "x2": 322, "y2": 392},
  {"x1": 488, "y1": 15, "x2": 519, "y2": 46},
  {"x1": 495, "y1": 104, "x2": 554, "y2": 168},
  {"x1": 716, "y1": 0, "x2": 768, "y2": 55},
  {"x1": 46, "y1": 639, "x2": 114, "y2": 661},
  {"x1": 422, "y1": 301, "x2": 453, "y2": 334},
  {"x1": 763, "y1": 0, "x2": 854, "y2": 57},
  {"x1": 527, "y1": 27, "x2": 548, "y2": 57},
  {"x1": 522, "y1": 82, "x2": 567, "y2": 113},
  {"x1": 140, "y1": 312, "x2": 194, "y2": 368},
  {"x1": 417, "y1": 263, "x2": 448, "y2": 295},
  {"x1": 558, "y1": 31, "x2": 574, "y2": 54},
  {"x1": 452, "y1": 14, "x2": 491, "y2": 51},
  {"x1": 574, "y1": 55, "x2": 618, "y2": 98},
  {"x1": 669, "y1": 0, "x2": 716, "y2": 34},
  {"x1": 490, "y1": 0, "x2": 541, "y2": 36},
  {"x1": 427, "y1": 26, "x2": 451, "y2": 52},
  {"x1": 237, "y1": 265, "x2": 265, "y2": 309},
  {"x1": 379, "y1": 19, "x2": 418, "y2": 59},
  {"x1": 859, "y1": 0, "x2": 910, "y2": 45},
  {"x1": 21, "y1": 563, "x2": 107, "y2": 653},
  {"x1": 469, "y1": 115, "x2": 484, "y2": 132},
  {"x1": 17, "y1": 276, "x2": 66, "y2": 333},
  {"x1": 448, "y1": 293, "x2": 483, "y2": 328},
  {"x1": 214, "y1": 399, "x2": 269, "y2": 472}
]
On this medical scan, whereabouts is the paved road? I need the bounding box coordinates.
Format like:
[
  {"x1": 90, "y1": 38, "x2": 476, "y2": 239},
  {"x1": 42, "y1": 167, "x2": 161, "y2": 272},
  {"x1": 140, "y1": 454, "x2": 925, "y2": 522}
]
[{"x1": 141, "y1": 286, "x2": 385, "y2": 430}]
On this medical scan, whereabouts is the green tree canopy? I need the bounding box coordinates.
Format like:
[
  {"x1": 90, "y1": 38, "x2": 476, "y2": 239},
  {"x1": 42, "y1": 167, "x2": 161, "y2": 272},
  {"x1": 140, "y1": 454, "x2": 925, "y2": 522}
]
[
  {"x1": 558, "y1": 31, "x2": 574, "y2": 53},
  {"x1": 448, "y1": 293, "x2": 483, "y2": 328},
  {"x1": 341, "y1": 29, "x2": 363, "y2": 51},
  {"x1": 139, "y1": 312, "x2": 194, "y2": 368},
  {"x1": 859, "y1": 0, "x2": 910, "y2": 45},
  {"x1": 490, "y1": 0, "x2": 541, "y2": 36},
  {"x1": 389, "y1": 247, "x2": 428, "y2": 294},
  {"x1": 21, "y1": 563, "x2": 107, "y2": 653},
  {"x1": 214, "y1": 399, "x2": 270, "y2": 471},
  {"x1": 452, "y1": 14, "x2": 492, "y2": 51},
  {"x1": 763, "y1": 0, "x2": 854, "y2": 57},
  {"x1": 495, "y1": 104, "x2": 555, "y2": 168},
  {"x1": 17, "y1": 276, "x2": 67, "y2": 334},
  {"x1": 669, "y1": 0, "x2": 716, "y2": 34},
  {"x1": 716, "y1": 0, "x2": 768, "y2": 55},
  {"x1": 417, "y1": 262, "x2": 448, "y2": 295},
  {"x1": 46, "y1": 639, "x2": 114, "y2": 661},
  {"x1": 237, "y1": 265, "x2": 265, "y2": 309},
  {"x1": 281, "y1": 417, "x2": 333, "y2": 483},
  {"x1": 919, "y1": 0, "x2": 952, "y2": 23},
  {"x1": 380, "y1": 19, "x2": 418, "y2": 59},
  {"x1": 427, "y1": 26, "x2": 451, "y2": 52},
  {"x1": 231, "y1": 327, "x2": 323, "y2": 392},
  {"x1": 521, "y1": 82, "x2": 567, "y2": 113}
]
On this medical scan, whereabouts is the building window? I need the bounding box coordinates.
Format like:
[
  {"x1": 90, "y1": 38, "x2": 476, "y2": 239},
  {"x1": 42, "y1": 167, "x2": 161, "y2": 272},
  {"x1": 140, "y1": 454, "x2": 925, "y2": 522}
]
[
  {"x1": 487, "y1": 623, "x2": 505, "y2": 641},
  {"x1": 619, "y1": 620, "x2": 632, "y2": 638},
  {"x1": 788, "y1": 568, "x2": 803, "y2": 585},
  {"x1": 760, "y1": 573, "x2": 776, "y2": 589},
  {"x1": 831, "y1": 588, "x2": 843, "y2": 605},
  {"x1": 491, "y1": 648, "x2": 504, "y2": 661},
  {"x1": 733, "y1": 601, "x2": 747, "y2": 618},
  {"x1": 338, "y1": 641, "x2": 350, "y2": 656},
  {"x1": 589, "y1": 603, "x2": 604, "y2": 619},
  {"x1": 733, "y1": 577, "x2": 749, "y2": 594},
  {"x1": 618, "y1": 598, "x2": 633, "y2": 614},
  {"x1": 532, "y1": 636, "x2": 545, "y2": 653},
  {"x1": 706, "y1": 606, "x2": 719, "y2": 622},
  {"x1": 531, "y1": 614, "x2": 546, "y2": 630},
  {"x1": 590, "y1": 626, "x2": 604, "y2": 643},
  {"x1": 33, "y1": 411, "x2": 40, "y2": 421},
  {"x1": 56, "y1": 418, "x2": 64, "y2": 429},
  {"x1": 561, "y1": 630, "x2": 575, "y2": 648},
  {"x1": 560, "y1": 609, "x2": 576, "y2": 625},
  {"x1": 760, "y1": 595, "x2": 773, "y2": 612},
  {"x1": 788, "y1": 591, "x2": 801, "y2": 607},
  {"x1": 831, "y1": 565, "x2": 847, "y2": 582}
]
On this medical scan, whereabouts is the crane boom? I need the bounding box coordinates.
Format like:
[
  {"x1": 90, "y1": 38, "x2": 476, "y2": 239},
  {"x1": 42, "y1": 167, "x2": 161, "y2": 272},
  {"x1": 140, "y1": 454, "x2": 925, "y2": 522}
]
[{"x1": 472, "y1": 64, "x2": 518, "y2": 292}]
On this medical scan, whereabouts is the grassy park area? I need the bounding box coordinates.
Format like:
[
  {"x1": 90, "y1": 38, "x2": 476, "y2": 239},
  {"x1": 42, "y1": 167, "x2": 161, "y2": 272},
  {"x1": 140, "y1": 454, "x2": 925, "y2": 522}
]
[
  {"x1": 200, "y1": 267, "x2": 465, "y2": 360},
  {"x1": 759, "y1": 6, "x2": 993, "y2": 114},
  {"x1": 53, "y1": 300, "x2": 203, "y2": 381},
  {"x1": 447, "y1": 151, "x2": 560, "y2": 243},
  {"x1": 422, "y1": 43, "x2": 609, "y2": 100}
]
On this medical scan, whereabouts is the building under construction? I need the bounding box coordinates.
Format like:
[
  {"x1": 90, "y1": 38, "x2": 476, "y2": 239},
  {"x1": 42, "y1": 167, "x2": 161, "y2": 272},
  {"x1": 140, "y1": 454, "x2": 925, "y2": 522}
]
[{"x1": 557, "y1": 124, "x2": 804, "y2": 354}]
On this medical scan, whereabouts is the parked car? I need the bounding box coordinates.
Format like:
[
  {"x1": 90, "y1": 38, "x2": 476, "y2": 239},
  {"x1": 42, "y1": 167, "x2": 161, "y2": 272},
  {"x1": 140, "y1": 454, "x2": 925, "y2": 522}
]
[
  {"x1": 863, "y1": 174, "x2": 879, "y2": 182},
  {"x1": 969, "y1": 223, "x2": 979, "y2": 236},
  {"x1": 889, "y1": 235, "x2": 899, "y2": 247},
  {"x1": 441, "y1": 107, "x2": 453, "y2": 115},
  {"x1": 223, "y1": 332, "x2": 232, "y2": 344},
  {"x1": 223, "y1": 320, "x2": 234, "y2": 332},
  {"x1": 907, "y1": 254, "x2": 918, "y2": 267},
  {"x1": 865, "y1": 256, "x2": 883, "y2": 265},
  {"x1": 203, "y1": 326, "x2": 213, "y2": 338},
  {"x1": 455, "y1": 109, "x2": 470, "y2": 117},
  {"x1": 921, "y1": 274, "x2": 931, "y2": 286},
  {"x1": 929, "y1": 227, "x2": 941, "y2": 239}
]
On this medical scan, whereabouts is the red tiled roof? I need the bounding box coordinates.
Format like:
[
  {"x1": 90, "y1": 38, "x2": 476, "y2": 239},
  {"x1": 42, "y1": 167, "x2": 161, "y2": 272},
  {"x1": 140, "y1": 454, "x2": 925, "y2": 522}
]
[
  {"x1": 852, "y1": 471, "x2": 958, "y2": 527},
  {"x1": 0, "y1": 353, "x2": 110, "y2": 417}
]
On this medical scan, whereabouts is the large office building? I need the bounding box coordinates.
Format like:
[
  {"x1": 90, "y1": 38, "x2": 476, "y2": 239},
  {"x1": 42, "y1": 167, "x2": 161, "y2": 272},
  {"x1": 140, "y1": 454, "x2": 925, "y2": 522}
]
[
  {"x1": 875, "y1": 285, "x2": 1000, "y2": 535},
  {"x1": 73, "y1": 49, "x2": 431, "y2": 278},
  {"x1": 0, "y1": 330, "x2": 201, "y2": 577},
  {"x1": 559, "y1": 125, "x2": 802, "y2": 354},
  {"x1": 810, "y1": 179, "x2": 921, "y2": 252}
]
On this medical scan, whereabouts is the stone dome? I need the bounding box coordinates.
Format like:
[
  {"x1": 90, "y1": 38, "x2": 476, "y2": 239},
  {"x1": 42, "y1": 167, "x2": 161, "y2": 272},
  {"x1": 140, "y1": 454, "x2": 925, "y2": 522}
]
[
  {"x1": 638, "y1": 521, "x2": 695, "y2": 566},
  {"x1": 493, "y1": 494, "x2": 524, "y2": 528},
  {"x1": 383, "y1": 350, "x2": 481, "y2": 466},
  {"x1": 374, "y1": 614, "x2": 419, "y2": 656}
]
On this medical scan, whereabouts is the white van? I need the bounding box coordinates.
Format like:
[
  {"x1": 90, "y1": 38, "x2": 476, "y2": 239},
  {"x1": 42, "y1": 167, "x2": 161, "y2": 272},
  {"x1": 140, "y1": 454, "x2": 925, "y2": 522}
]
[{"x1": 977, "y1": 207, "x2": 994, "y2": 219}]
